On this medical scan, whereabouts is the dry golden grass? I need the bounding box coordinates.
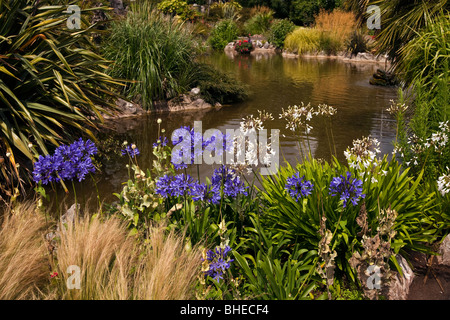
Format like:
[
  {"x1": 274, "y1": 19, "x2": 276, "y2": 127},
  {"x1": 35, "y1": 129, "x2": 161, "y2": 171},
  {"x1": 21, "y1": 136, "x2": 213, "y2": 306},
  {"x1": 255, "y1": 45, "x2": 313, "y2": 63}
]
[
  {"x1": 314, "y1": 9, "x2": 356, "y2": 42},
  {"x1": 131, "y1": 225, "x2": 203, "y2": 300},
  {"x1": 0, "y1": 202, "x2": 49, "y2": 300},
  {"x1": 0, "y1": 201, "x2": 203, "y2": 300},
  {"x1": 52, "y1": 214, "x2": 136, "y2": 300},
  {"x1": 52, "y1": 214, "x2": 202, "y2": 300}
]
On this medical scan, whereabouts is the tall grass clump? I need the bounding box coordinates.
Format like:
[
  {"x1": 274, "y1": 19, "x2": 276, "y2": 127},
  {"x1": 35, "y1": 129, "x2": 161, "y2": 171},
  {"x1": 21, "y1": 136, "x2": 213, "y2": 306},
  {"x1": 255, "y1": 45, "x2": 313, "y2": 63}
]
[
  {"x1": 103, "y1": 3, "x2": 200, "y2": 109},
  {"x1": 51, "y1": 214, "x2": 135, "y2": 300},
  {"x1": 50, "y1": 214, "x2": 203, "y2": 300},
  {"x1": 314, "y1": 9, "x2": 356, "y2": 44},
  {"x1": 131, "y1": 224, "x2": 203, "y2": 300},
  {"x1": 0, "y1": 203, "x2": 49, "y2": 299},
  {"x1": 284, "y1": 27, "x2": 322, "y2": 54}
]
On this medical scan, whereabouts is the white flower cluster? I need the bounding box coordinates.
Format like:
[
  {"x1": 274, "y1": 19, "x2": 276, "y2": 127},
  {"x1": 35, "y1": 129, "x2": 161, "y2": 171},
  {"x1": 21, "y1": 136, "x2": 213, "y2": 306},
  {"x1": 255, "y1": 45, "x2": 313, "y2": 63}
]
[
  {"x1": 344, "y1": 136, "x2": 381, "y2": 171},
  {"x1": 427, "y1": 121, "x2": 449, "y2": 153},
  {"x1": 437, "y1": 170, "x2": 450, "y2": 196},
  {"x1": 386, "y1": 99, "x2": 408, "y2": 115},
  {"x1": 279, "y1": 102, "x2": 315, "y2": 133},
  {"x1": 279, "y1": 102, "x2": 337, "y2": 134},
  {"x1": 234, "y1": 110, "x2": 276, "y2": 174}
]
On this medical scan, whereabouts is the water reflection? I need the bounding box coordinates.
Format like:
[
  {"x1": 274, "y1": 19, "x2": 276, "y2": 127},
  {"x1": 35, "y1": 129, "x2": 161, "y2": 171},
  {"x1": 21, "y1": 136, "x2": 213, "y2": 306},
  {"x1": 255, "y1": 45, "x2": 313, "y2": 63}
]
[{"x1": 58, "y1": 52, "x2": 399, "y2": 206}]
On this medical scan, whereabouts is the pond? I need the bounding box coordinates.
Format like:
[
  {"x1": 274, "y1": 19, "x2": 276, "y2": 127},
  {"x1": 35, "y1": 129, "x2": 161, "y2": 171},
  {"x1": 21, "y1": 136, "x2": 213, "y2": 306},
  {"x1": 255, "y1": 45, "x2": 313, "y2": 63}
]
[{"x1": 54, "y1": 52, "x2": 400, "y2": 208}]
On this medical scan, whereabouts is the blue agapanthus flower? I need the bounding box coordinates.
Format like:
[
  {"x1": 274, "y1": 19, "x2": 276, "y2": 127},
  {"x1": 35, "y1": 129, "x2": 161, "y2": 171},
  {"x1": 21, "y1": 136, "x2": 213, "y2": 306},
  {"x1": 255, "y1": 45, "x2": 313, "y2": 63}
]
[
  {"x1": 329, "y1": 171, "x2": 365, "y2": 208},
  {"x1": 189, "y1": 182, "x2": 221, "y2": 204},
  {"x1": 203, "y1": 245, "x2": 234, "y2": 282},
  {"x1": 121, "y1": 144, "x2": 140, "y2": 157},
  {"x1": 171, "y1": 125, "x2": 230, "y2": 170},
  {"x1": 285, "y1": 172, "x2": 314, "y2": 202},
  {"x1": 211, "y1": 165, "x2": 248, "y2": 197},
  {"x1": 153, "y1": 136, "x2": 169, "y2": 148},
  {"x1": 32, "y1": 138, "x2": 97, "y2": 184}
]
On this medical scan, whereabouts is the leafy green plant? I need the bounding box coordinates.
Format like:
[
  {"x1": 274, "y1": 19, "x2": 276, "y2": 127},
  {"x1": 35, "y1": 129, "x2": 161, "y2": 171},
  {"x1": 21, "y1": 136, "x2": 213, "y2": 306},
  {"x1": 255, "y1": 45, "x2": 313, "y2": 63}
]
[
  {"x1": 267, "y1": 19, "x2": 296, "y2": 49},
  {"x1": 346, "y1": 30, "x2": 369, "y2": 56},
  {"x1": 258, "y1": 153, "x2": 439, "y2": 286},
  {"x1": 192, "y1": 63, "x2": 249, "y2": 105},
  {"x1": 244, "y1": 9, "x2": 274, "y2": 35},
  {"x1": 0, "y1": 0, "x2": 121, "y2": 195},
  {"x1": 157, "y1": 0, "x2": 198, "y2": 21},
  {"x1": 208, "y1": 19, "x2": 239, "y2": 50},
  {"x1": 232, "y1": 215, "x2": 319, "y2": 300}
]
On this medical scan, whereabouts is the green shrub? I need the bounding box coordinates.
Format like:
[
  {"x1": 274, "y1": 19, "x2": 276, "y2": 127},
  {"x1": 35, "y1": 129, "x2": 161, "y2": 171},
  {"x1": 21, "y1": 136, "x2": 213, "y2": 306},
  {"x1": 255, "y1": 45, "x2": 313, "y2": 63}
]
[
  {"x1": 208, "y1": 19, "x2": 239, "y2": 50},
  {"x1": 157, "y1": 0, "x2": 198, "y2": 21},
  {"x1": 193, "y1": 63, "x2": 249, "y2": 105},
  {"x1": 244, "y1": 10, "x2": 274, "y2": 35},
  {"x1": 267, "y1": 19, "x2": 296, "y2": 49}
]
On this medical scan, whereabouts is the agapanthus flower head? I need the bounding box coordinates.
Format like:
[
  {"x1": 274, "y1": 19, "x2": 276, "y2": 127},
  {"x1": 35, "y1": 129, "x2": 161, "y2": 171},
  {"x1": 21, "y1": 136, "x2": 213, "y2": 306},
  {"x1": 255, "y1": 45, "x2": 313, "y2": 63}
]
[
  {"x1": 32, "y1": 138, "x2": 97, "y2": 184},
  {"x1": 202, "y1": 245, "x2": 234, "y2": 282},
  {"x1": 344, "y1": 136, "x2": 380, "y2": 170},
  {"x1": 153, "y1": 136, "x2": 168, "y2": 148},
  {"x1": 285, "y1": 172, "x2": 314, "y2": 201},
  {"x1": 121, "y1": 144, "x2": 140, "y2": 157},
  {"x1": 329, "y1": 171, "x2": 365, "y2": 208},
  {"x1": 189, "y1": 182, "x2": 221, "y2": 204},
  {"x1": 171, "y1": 125, "x2": 230, "y2": 170},
  {"x1": 211, "y1": 165, "x2": 248, "y2": 197}
]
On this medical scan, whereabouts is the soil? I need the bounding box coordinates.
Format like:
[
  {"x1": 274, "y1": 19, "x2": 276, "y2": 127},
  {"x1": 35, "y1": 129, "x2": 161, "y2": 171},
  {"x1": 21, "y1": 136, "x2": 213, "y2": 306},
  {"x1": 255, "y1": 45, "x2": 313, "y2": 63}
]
[{"x1": 406, "y1": 250, "x2": 450, "y2": 300}]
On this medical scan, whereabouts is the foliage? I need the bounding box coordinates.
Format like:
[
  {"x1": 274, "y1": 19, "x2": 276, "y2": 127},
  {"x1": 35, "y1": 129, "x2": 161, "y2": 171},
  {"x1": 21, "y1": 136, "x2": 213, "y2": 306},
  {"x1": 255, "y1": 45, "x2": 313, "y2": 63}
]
[
  {"x1": 397, "y1": 12, "x2": 450, "y2": 92},
  {"x1": 244, "y1": 7, "x2": 274, "y2": 35},
  {"x1": 258, "y1": 153, "x2": 440, "y2": 287},
  {"x1": 192, "y1": 63, "x2": 249, "y2": 105},
  {"x1": 267, "y1": 19, "x2": 296, "y2": 49},
  {"x1": 103, "y1": 2, "x2": 201, "y2": 109},
  {"x1": 157, "y1": 0, "x2": 198, "y2": 21},
  {"x1": 0, "y1": 0, "x2": 121, "y2": 196},
  {"x1": 347, "y1": 0, "x2": 450, "y2": 62},
  {"x1": 346, "y1": 30, "x2": 368, "y2": 56},
  {"x1": 208, "y1": 19, "x2": 240, "y2": 50}
]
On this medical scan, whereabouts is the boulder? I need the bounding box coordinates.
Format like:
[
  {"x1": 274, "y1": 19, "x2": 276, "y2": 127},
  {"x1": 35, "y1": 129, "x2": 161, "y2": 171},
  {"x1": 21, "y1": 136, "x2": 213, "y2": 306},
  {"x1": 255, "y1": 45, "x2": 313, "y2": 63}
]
[
  {"x1": 166, "y1": 94, "x2": 213, "y2": 112},
  {"x1": 383, "y1": 254, "x2": 415, "y2": 300},
  {"x1": 436, "y1": 234, "x2": 450, "y2": 266}
]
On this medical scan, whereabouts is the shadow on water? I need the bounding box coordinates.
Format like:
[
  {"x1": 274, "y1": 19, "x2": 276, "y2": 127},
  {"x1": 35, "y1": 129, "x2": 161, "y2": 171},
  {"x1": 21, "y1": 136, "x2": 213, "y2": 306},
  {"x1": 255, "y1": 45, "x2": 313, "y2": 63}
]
[{"x1": 48, "y1": 52, "x2": 400, "y2": 212}]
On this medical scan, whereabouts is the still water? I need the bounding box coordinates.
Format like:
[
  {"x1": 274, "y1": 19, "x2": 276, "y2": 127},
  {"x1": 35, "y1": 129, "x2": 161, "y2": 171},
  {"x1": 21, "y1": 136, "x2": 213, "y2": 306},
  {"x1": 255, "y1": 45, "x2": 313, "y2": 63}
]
[{"x1": 59, "y1": 52, "x2": 399, "y2": 207}]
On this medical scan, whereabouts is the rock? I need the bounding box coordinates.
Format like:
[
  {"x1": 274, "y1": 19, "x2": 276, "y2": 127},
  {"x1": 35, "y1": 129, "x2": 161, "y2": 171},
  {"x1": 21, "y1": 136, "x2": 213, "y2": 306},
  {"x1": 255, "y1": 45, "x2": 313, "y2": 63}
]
[
  {"x1": 263, "y1": 42, "x2": 270, "y2": 49},
  {"x1": 190, "y1": 87, "x2": 201, "y2": 96},
  {"x1": 114, "y1": 98, "x2": 146, "y2": 117},
  {"x1": 436, "y1": 234, "x2": 450, "y2": 266},
  {"x1": 109, "y1": 0, "x2": 126, "y2": 15},
  {"x1": 225, "y1": 42, "x2": 235, "y2": 51},
  {"x1": 369, "y1": 69, "x2": 398, "y2": 86},
  {"x1": 166, "y1": 94, "x2": 212, "y2": 112},
  {"x1": 383, "y1": 254, "x2": 415, "y2": 300}
]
